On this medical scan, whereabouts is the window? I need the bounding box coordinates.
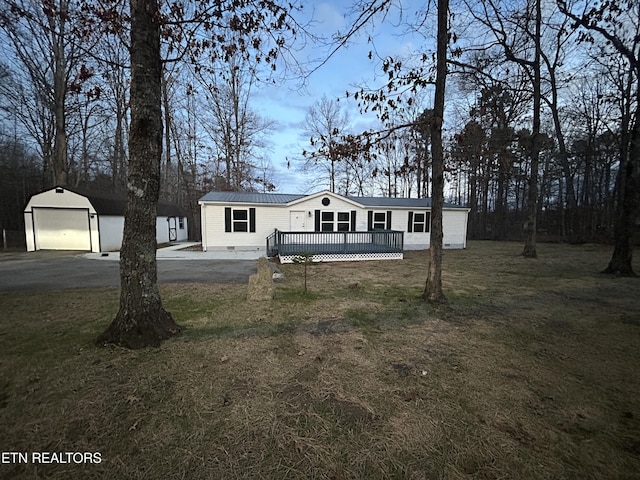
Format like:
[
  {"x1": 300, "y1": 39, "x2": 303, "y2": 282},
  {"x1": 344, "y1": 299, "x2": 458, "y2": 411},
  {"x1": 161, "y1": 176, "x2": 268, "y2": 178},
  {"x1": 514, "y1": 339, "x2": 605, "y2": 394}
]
[
  {"x1": 408, "y1": 211, "x2": 430, "y2": 233},
  {"x1": 225, "y1": 207, "x2": 256, "y2": 233},
  {"x1": 179, "y1": 217, "x2": 185, "y2": 230},
  {"x1": 321, "y1": 211, "x2": 334, "y2": 231},
  {"x1": 373, "y1": 212, "x2": 386, "y2": 229},
  {"x1": 315, "y1": 210, "x2": 356, "y2": 232},
  {"x1": 233, "y1": 210, "x2": 248, "y2": 232},
  {"x1": 337, "y1": 212, "x2": 350, "y2": 231},
  {"x1": 367, "y1": 211, "x2": 391, "y2": 231},
  {"x1": 368, "y1": 211, "x2": 392, "y2": 230}
]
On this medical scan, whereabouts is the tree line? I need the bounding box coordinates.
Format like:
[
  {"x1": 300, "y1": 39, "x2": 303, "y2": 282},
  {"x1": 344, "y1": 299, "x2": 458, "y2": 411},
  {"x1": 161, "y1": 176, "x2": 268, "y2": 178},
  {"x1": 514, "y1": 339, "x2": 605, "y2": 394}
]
[{"x1": 1, "y1": 1, "x2": 636, "y2": 253}]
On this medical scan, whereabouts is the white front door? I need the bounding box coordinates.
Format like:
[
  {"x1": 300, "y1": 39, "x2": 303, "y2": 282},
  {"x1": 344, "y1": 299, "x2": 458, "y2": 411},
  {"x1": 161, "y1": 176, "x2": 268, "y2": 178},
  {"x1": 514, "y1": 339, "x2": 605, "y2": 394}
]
[{"x1": 290, "y1": 210, "x2": 306, "y2": 231}]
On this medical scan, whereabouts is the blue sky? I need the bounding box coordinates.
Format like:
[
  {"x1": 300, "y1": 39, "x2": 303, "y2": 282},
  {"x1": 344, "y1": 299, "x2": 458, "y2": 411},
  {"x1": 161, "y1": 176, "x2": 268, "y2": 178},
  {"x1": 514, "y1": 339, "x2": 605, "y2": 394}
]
[{"x1": 254, "y1": 0, "x2": 429, "y2": 194}]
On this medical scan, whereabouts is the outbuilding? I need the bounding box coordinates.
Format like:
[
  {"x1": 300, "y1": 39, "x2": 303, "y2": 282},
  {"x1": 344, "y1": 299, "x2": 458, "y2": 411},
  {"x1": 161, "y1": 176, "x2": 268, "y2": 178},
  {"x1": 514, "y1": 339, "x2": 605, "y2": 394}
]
[
  {"x1": 24, "y1": 186, "x2": 188, "y2": 252},
  {"x1": 199, "y1": 190, "x2": 469, "y2": 262}
]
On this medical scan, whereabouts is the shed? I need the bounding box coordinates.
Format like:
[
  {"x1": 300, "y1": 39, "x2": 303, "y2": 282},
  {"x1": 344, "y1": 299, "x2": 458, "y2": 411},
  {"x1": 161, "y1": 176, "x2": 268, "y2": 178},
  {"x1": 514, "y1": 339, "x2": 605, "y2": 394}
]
[
  {"x1": 24, "y1": 186, "x2": 188, "y2": 252},
  {"x1": 199, "y1": 190, "x2": 469, "y2": 262}
]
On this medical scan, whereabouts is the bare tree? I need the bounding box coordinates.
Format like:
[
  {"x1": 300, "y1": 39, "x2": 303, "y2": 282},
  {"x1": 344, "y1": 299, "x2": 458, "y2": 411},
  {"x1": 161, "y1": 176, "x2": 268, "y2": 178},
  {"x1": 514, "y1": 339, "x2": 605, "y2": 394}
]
[
  {"x1": 557, "y1": 0, "x2": 639, "y2": 276},
  {"x1": 423, "y1": 0, "x2": 449, "y2": 302},
  {"x1": 68, "y1": 88, "x2": 107, "y2": 187},
  {"x1": 463, "y1": 0, "x2": 544, "y2": 257},
  {"x1": 97, "y1": 0, "x2": 181, "y2": 348},
  {"x1": 0, "y1": 0, "x2": 89, "y2": 187},
  {"x1": 308, "y1": 0, "x2": 454, "y2": 302},
  {"x1": 0, "y1": 63, "x2": 54, "y2": 184},
  {"x1": 302, "y1": 95, "x2": 351, "y2": 192},
  {"x1": 94, "y1": 0, "x2": 303, "y2": 348},
  {"x1": 93, "y1": 34, "x2": 130, "y2": 191},
  {"x1": 537, "y1": 5, "x2": 580, "y2": 241},
  {"x1": 195, "y1": 50, "x2": 275, "y2": 192}
]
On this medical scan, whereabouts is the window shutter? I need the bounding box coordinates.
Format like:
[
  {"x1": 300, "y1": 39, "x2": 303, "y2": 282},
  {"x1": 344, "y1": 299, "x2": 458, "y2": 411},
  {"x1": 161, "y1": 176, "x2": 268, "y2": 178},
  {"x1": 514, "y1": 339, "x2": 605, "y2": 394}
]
[
  {"x1": 314, "y1": 210, "x2": 321, "y2": 232},
  {"x1": 386, "y1": 211, "x2": 392, "y2": 230},
  {"x1": 249, "y1": 208, "x2": 256, "y2": 233},
  {"x1": 350, "y1": 211, "x2": 356, "y2": 231},
  {"x1": 426, "y1": 212, "x2": 431, "y2": 233},
  {"x1": 407, "y1": 211, "x2": 413, "y2": 233},
  {"x1": 367, "y1": 211, "x2": 373, "y2": 231},
  {"x1": 225, "y1": 208, "x2": 232, "y2": 232}
]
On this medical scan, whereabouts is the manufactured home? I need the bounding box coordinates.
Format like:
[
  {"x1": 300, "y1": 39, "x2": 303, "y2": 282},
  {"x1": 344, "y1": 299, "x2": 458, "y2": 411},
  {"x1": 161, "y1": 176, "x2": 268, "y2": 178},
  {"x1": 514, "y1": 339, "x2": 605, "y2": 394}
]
[
  {"x1": 199, "y1": 190, "x2": 469, "y2": 262},
  {"x1": 24, "y1": 186, "x2": 188, "y2": 252}
]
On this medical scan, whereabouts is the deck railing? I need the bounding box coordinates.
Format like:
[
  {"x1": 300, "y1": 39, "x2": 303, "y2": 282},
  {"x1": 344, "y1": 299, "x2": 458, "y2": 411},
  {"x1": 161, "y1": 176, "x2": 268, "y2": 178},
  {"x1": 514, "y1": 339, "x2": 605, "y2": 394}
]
[{"x1": 266, "y1": 229, "x2": 404, "y2": 257}]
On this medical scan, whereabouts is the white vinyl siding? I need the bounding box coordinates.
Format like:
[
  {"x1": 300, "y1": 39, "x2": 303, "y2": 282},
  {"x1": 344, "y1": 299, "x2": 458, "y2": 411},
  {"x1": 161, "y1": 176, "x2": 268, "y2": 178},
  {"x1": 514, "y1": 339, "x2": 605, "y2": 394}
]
[
  {"x1": 443, "y1": 209, "x2": 469, "y2": 248},
  {"x1": 99, "y1": 216, "x2": 125, "y2": 251},
  {"x1": 199, "y1": 190, "x2": 469, "y2": 253}
]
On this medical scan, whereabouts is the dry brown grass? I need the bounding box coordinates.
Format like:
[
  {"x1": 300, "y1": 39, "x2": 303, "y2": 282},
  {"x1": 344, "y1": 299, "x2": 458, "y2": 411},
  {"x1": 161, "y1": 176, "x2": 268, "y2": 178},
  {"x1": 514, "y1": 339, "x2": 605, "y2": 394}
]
[{"x1": 1, "y1": 241, "x2": 639, "y2": 479}]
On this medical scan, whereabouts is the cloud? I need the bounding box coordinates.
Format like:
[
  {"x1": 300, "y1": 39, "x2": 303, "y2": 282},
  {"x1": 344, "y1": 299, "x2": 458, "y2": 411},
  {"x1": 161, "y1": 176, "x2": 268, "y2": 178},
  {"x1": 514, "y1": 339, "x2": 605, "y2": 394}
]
[{"x1": 312, "y1": 2, "x2": 346, "y2": 33}]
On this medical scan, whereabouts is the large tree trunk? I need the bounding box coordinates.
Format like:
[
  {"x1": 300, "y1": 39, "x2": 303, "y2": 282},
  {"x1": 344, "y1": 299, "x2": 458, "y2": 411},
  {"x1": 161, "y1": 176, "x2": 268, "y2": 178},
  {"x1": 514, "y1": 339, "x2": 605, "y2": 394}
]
[
  {"x1": 522, "y1": 0, "x2": 541, "y2": 258},
  {"x1": 51, "y1": 0, "x2": 69, "y2": 187},
  {"x1": 602, "y1": 101, "x2": 639, "y2": 276},
  {"x1": 97, "y1": 0, "x2": 181, "y2": 349},
  {"x1": 423, "y1": 0, "x2": 448, "y2": 303}
]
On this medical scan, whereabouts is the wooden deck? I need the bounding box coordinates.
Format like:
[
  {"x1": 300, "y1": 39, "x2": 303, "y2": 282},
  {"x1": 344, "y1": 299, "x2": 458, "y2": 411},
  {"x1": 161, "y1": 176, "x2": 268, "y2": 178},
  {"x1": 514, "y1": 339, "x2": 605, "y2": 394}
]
[{"x1": 267, "y1": 230, "x2": 404, "y2": 263}]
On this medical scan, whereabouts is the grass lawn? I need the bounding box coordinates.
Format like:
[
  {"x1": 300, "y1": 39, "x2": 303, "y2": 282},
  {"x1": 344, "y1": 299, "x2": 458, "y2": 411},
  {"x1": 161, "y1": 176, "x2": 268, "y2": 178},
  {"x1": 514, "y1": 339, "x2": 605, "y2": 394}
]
[{"x1": 1, "y1": 241, "x2": 639, "y2": 479}]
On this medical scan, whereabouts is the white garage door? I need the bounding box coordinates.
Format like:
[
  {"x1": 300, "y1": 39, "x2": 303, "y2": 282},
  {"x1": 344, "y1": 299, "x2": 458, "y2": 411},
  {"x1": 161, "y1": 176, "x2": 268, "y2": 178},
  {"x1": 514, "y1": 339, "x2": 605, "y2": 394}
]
[{"x1": 33, "y1": 208, "x2": 92, "y2": 251}]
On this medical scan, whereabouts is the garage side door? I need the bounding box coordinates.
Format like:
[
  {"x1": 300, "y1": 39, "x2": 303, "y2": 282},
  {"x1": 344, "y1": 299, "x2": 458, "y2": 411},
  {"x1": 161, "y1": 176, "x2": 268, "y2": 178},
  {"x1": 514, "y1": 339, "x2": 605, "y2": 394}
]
[{"x1": 33, "y1": 208, "x2": 91, "y2": 251}]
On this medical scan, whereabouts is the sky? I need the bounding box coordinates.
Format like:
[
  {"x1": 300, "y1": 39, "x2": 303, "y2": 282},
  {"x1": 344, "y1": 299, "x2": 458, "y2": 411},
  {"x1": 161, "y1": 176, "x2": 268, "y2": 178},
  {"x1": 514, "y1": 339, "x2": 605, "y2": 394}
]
[{"x1": 252, "y1": 0, "x2": 430, "y2": 194}]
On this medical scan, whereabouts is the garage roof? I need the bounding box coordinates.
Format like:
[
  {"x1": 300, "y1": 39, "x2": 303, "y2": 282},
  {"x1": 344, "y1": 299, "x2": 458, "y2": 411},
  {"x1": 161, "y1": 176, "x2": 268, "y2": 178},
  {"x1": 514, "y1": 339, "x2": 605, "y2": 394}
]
[{"x1": 59, "y1": 187, "x2": 187, "y2": 217}]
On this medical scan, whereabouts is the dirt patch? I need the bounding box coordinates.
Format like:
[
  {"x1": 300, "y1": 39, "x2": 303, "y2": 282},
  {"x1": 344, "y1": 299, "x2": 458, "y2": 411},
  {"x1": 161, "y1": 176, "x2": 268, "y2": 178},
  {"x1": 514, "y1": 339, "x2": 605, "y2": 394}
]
[{"x1": 307, "y1": 318, "x2": 354, "y2": 336}]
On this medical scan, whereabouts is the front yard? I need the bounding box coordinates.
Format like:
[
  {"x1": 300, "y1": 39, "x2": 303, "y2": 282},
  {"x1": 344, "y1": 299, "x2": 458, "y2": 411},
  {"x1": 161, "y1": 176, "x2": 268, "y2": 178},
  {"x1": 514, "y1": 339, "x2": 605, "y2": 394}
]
[{"x1": 1, "y1": 241, "x2": 639, "y2": 479}]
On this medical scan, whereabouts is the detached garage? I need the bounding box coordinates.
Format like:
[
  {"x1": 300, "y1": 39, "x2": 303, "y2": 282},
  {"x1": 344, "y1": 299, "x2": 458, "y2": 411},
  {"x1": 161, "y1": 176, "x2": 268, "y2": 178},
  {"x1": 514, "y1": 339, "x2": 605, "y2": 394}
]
[{"x1": 24, "y1": 186, "x2": 188, "y2": 252}]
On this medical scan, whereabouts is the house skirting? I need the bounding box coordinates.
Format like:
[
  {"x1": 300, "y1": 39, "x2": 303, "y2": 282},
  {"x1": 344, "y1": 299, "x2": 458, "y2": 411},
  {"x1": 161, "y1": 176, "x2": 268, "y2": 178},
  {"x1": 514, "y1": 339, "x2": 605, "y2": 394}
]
[{"x1": 278, "y1": 251, "x2": 403, "y2": 263}]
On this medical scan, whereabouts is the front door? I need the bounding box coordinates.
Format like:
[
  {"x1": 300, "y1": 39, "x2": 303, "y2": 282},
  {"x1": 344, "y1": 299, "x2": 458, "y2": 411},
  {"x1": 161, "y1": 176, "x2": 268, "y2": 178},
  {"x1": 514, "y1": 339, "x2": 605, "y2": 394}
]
[
  {"x1": 290, "y1": 210, "x2": 306, "y2": 231},
  {"x1": 168, "y1": 217, "x2": 177, "y2": 242}
]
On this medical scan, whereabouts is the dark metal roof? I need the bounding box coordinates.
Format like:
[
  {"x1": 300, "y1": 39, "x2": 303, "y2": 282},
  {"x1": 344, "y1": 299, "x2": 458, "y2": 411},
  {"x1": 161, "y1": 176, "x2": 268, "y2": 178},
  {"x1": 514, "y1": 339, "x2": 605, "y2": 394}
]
[
  {"x1": 350, "y1": 196, "x2": 432, "y2": 208},
  {"x1": 199, "y1": 191, "x2": 306, "y2": 204},
  {"x1": 199, "y1": 191, "x2": 467, "y2": 209},
  {"x1": 156, "y1": 200, "x2": 188, "y2": 217},
  {"x1": 54, "y1": 186, "x2": 187, "y2": 217},
  {"x1": 82, "y1": 190, "x2": 127, "y2": 215}
]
